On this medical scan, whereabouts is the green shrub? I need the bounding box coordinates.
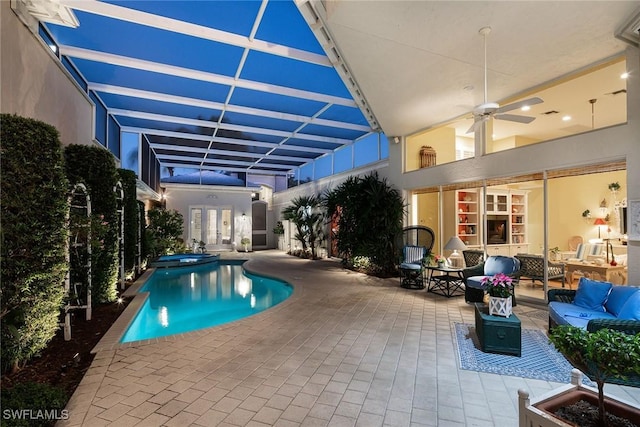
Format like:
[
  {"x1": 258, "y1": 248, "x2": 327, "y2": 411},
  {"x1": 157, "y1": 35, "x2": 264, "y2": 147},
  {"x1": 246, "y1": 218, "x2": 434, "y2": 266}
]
[
  {"x1": 1, "y1": 382, "x2": 68, "y2": 426},
  {"x1": 0, "y1": 114, "x2": 68, "y2": 373},
  {"x1": 64, "y1": 145, "x2": 119, "y2": 303},
  {"x1": 323, "y1": 172, "x2": 405, "y2": 276},
  {"x1": 145, "y1": 208, "x2": 186, "y2": 258},
  {"x1": 117, "y1": 169, "x2": 139, "y2": 274}
]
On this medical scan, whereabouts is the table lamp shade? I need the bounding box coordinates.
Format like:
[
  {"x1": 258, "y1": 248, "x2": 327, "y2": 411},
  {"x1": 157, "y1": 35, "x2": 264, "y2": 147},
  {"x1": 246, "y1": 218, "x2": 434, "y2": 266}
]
[
  {"x1": 444, "y1": 237, "x2": 467, "y2": 267},
  {"x1": 444, "y1": 236, "x2": 468, "y2": 251}
]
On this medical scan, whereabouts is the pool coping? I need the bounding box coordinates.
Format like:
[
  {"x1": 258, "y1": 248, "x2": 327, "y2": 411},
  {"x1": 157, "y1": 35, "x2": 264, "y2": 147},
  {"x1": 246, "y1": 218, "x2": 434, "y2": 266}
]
[{"x1": 91, "y1": 257, "x2": 299, "y2": 354}]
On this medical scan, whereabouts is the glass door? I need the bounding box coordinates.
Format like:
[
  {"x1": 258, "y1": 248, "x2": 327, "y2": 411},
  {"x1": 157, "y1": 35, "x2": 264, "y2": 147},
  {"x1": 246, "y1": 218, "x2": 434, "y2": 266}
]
[{"x1": 190, "y1": 206, "x2": 234, "y2": 251}]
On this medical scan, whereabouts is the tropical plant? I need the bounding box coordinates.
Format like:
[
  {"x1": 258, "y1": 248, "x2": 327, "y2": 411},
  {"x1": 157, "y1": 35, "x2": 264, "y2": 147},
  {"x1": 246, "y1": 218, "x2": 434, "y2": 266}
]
[
  {"x1": 145, "y1": 208, "x2": 186, "y2": 257},
  {"x1": 323, "y1": 172, "x2": 405, "y2": 275},
  {"x1": 549, "y1": 325, "x2": 640, "y2": 426},
  {"x1": 282, "y1": 195, "x2": 325, "y2": 258},
  {"x1": 65, "y1": 144, "x2": 120, "y2": 303}
]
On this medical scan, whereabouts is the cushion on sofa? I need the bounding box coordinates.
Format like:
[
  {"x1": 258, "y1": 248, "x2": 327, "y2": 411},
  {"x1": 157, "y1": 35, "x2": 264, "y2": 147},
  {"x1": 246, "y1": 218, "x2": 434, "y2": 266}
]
[
  {"x1": 548, "y1": 301, "x2": 616, "y2": 329},
  {"x1": 484, "y1": 256, "x2": 520, "y2": 276},
  {"x1": 616, "y1": 290, "x2": 640, "y2": 320},
  {"x1": 605, "y1": 286, "x2": 639, "y2": 316},
  {"x1": 572, "y1": 277, "x2": 612, "y2": 312}
]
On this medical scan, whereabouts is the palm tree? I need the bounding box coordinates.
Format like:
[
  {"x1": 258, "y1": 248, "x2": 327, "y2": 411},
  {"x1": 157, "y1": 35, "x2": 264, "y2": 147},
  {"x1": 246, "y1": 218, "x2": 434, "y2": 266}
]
[{"x1": 282, "y1": 195, "x2": 324, "y2": 258}]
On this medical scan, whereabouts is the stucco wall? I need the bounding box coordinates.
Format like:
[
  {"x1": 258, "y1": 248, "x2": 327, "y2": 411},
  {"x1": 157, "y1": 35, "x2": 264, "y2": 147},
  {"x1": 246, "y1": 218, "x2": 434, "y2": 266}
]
[
  {"x1": 1, "y1": 2, "x2": 94, "y2": 146},
  {"x1": 162, "y1": 184, "x2": 254, "y2": 250}
]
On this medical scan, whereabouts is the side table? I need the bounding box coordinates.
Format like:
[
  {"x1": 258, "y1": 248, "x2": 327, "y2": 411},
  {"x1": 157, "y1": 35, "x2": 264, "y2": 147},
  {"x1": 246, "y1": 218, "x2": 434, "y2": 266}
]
[
  {"x1": 474, "y1": 303, "x2": 521, "y2": 356},
  {"x1": 425, "y1": 265, "x2": 465, "y2": 297}
]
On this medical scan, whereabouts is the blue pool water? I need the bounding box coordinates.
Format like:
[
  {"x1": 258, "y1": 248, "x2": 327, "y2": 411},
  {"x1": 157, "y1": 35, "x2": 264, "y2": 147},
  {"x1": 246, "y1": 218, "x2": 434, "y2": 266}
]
[{"x1": 121, "y1": 262, "x2": 292, "y2": 343}]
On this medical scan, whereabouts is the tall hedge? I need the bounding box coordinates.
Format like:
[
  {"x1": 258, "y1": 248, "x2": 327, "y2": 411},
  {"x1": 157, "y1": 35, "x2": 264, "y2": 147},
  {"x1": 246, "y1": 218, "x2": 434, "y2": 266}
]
[
  {"x1": 117, "y1": 169, "x2": 139, "y2": 273},
  {"x1": 64, "y1": 145, "x2": 119, "y2": 303},
  {"x1": 0, "y1": 114, "x2": 68, "y2": 373}
]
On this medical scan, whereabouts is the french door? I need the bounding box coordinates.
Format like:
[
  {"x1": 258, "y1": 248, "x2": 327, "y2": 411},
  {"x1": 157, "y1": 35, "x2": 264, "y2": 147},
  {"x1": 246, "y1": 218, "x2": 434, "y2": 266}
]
[{"x1": 190, "y1": 206, "x2": 233, "y2": 251}]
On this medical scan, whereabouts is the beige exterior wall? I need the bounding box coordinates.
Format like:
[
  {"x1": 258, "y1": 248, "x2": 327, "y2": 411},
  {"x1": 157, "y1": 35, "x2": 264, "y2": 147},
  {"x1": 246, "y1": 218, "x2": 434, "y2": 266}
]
[{"x1": 1, "y1": 2, "x2": 94, "y2": 146}]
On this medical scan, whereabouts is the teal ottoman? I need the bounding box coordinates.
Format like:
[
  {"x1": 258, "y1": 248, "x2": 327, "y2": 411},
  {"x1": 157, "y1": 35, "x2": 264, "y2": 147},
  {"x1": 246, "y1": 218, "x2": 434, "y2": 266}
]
[{"x1": 474, "y1": 303, "x2": 521, "y2": 357}]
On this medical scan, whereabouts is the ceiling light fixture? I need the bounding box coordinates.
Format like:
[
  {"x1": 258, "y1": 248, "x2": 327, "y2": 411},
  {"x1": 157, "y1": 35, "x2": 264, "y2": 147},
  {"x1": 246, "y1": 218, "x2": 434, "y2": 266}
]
[
  {"x1": 562, "y1": 115, "x2": 571, "y2": 122},
  {"x1": 521, "y1": 105, "x2": 531, "y2": 112},
  {"x1": 620, "y1": 72, "x2": 629, "y2": 79}
]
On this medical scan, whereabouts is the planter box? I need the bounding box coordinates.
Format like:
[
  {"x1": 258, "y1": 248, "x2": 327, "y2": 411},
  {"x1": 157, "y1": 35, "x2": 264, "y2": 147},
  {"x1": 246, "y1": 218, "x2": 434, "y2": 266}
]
[{"x1": 518, "y1": 369, "x2": 640, "y2": 426}]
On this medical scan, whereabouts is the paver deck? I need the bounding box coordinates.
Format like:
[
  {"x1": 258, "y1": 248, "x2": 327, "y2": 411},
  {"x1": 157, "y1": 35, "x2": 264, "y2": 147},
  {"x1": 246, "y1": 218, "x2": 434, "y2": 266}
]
[{"x1": 59, "y1": 251, "x2": 640, "y2": 426}]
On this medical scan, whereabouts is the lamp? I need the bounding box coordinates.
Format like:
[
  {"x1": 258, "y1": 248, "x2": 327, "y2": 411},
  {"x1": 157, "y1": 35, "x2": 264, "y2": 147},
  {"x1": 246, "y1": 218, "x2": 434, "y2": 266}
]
[
  {"x1": 444, "y1": 236, "x2": 467, "y2": 268},
  {"x1": 593, "y1": 218, "x2": 607, "y2": 239}
]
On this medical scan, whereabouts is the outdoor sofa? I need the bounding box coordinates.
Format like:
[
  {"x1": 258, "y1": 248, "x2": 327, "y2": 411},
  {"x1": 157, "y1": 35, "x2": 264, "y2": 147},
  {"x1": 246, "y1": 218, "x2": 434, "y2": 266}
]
[{"x1": 547, "y1": 277, "x2": 640, "y2": 387}]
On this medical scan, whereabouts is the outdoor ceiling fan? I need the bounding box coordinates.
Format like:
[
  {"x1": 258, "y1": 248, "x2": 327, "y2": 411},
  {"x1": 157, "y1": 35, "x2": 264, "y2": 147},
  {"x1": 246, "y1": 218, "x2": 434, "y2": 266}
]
[{"x1": 466, "y1": 26, "x2": 543, "y2": 134}]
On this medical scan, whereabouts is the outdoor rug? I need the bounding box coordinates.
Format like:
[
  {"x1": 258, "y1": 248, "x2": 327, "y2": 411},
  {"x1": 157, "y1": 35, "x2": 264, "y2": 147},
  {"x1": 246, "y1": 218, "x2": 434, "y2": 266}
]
[{"x1": 454, "y1": 323, "x2": 594, "y2": 385}]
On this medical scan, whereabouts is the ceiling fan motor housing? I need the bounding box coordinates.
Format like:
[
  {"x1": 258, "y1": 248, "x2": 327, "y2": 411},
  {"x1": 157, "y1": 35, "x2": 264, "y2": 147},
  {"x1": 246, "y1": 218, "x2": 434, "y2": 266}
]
[{"x1": 474, "y1": 102, "x2": 500, "y2": 116}]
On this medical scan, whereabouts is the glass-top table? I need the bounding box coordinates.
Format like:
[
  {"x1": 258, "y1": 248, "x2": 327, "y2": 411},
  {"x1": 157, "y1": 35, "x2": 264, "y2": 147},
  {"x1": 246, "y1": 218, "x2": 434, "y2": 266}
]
[{"x1": 425, "y1": 265, "x2": 465, "y2": 297}]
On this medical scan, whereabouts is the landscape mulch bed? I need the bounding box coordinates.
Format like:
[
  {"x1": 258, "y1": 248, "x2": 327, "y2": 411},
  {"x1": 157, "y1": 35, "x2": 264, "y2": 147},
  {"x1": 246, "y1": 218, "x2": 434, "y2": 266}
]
[{"x1": 1, "y1": 298, "x2": 130, "y2": 398}]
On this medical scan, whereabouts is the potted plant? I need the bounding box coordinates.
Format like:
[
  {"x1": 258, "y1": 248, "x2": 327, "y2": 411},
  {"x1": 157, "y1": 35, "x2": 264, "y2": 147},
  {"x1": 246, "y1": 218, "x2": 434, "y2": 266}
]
[
  {"x1": 548, "y1": 326, "x2": 640, "y2": 425},
  {"x1": 240, "y1": 237, "x2": 250, "y2": 252},
  {"x1": 434, "y1": 254, "x2": 446, "y2": 267},
  {"x1": 549, "y1": 246, "x2": 560, "y2": 261},
  {"x1": 481, "y1": 273, "x2": 514, "y2": 317},
  {"x1": 273, "y1": 221, "x2": 284, "y2": 235},
  {"x1": 608, "y1": 182, "x2": 621, "y2": 192},
  {"x1": 582, "y1": 209, "x2": 591, "y2": 218},
  {"x1": 520, "y1": 326, "x2": 640, "y2": 426}
]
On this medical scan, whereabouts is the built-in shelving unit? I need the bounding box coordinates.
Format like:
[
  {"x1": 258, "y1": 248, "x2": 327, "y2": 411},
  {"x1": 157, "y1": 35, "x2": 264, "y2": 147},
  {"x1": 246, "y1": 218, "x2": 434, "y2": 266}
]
[
  {"x1": 455, "y1": 190, "x2": 480, "y2": 247},
  {"x1": 455, "y1": 189, "x2": 528, "y2": 255}
]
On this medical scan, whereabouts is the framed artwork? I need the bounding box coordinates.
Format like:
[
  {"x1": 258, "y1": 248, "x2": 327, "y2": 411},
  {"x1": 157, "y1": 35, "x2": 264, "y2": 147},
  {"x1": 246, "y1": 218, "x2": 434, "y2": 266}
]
[{"x1": 629, "y1": 200, "x2": 640, "y2": 241}]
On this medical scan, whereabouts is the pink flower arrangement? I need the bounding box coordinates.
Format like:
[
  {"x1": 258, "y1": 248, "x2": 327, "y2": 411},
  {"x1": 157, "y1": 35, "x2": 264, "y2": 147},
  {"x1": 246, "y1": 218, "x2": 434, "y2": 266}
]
[
  {"x1": 481, "y1": 273, "x2": 514, "y2": 298},
  {"x1": 434, "y1": 254, "x2": 445, "y2": 264}
]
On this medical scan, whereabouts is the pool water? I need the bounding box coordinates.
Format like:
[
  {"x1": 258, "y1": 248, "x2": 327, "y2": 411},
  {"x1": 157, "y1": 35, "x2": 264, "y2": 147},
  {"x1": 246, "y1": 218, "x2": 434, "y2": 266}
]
[{"x1": 121, "y1": 262, "x2": 292, "y2": 343}]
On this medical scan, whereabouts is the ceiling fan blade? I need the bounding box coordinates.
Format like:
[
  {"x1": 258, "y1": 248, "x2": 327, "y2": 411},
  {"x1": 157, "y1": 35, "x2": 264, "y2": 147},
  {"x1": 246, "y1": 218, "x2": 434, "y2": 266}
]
[
  {"x1": 494, "y1": 113, "x2": 536, "y2": 124},
  {"x1": 465, "y1": 117, "x2": 485, "y2": 134},
  {"x1": 495, "y1": 97, "x2": 544, "y2": 114}
]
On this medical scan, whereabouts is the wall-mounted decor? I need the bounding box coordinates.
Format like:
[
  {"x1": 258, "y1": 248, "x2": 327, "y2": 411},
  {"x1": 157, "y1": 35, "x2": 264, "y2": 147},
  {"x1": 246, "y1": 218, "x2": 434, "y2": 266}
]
[
  {"x1": 628, "y1": 199, "x2": 640, "y2": 241},
  {"x1": 419, "y1": 146, "x2": 436, "y2": 168}
]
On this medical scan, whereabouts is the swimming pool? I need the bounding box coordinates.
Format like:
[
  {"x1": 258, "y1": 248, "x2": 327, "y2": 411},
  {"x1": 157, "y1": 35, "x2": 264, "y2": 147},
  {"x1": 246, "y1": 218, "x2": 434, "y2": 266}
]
[{"x1": 120, "y1": 261, "x2": 292, "y2": 343}]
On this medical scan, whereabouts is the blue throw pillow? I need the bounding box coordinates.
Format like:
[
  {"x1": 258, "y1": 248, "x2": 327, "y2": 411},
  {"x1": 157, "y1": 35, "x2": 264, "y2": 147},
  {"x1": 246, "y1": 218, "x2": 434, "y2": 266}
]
[
  {"x1": 605, "y1": 286, "x2": 639, "y2": 316},
  {"x1": 616, "y1": 291, "x2": 640, "y2": 320},
  {"x1": 573, "y1": 278, "x2": 612, "y2": 312}
]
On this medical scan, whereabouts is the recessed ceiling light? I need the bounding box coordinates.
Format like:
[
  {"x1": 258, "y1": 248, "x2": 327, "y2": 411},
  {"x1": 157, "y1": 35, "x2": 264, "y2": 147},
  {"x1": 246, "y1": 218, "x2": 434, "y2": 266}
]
[
  {"x1": 521, "y1": 105, "x2": 531, "y2": 112},
  {"x1": 620, "y1": 72, "x2": 629, "y2": 79},
  {"x1": 562, "y1": 115, "x2": 571, "y2": 121}
]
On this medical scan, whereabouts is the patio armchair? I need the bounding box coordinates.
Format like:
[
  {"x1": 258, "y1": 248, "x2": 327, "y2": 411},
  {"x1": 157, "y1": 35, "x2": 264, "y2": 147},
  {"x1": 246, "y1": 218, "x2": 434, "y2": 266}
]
[
  {"x1": 399, "y1": 245, "x2": 428, "y2": 289},
  {"x1": 462, "y1": 255, "x2": 522, "y2": 305},
  {"x1": 515, "y1": 254, "x2": 565, "y2": 288},
  {"x1": 462, "y1": 249, "x2": 484, "y2": 267}
]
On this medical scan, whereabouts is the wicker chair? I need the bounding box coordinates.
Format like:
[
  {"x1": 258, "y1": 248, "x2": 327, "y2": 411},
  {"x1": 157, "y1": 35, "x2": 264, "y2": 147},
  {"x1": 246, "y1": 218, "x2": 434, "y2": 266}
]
[
  {"x1": 462, "y1": 249, "x2": 484, "y2": 267},
  {"x1": 395, "y1": 226, "x2": 435, "y2": 289},
  {"x1": 515, "y1": 254, "x2": 565, "y2": 288}
]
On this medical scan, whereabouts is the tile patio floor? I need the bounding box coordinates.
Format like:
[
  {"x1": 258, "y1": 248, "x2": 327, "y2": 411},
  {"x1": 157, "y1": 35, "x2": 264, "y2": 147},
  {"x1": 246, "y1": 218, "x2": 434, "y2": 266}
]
[{"x1": 60, "y1": 251, "x2": 640, "y2": 427}]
